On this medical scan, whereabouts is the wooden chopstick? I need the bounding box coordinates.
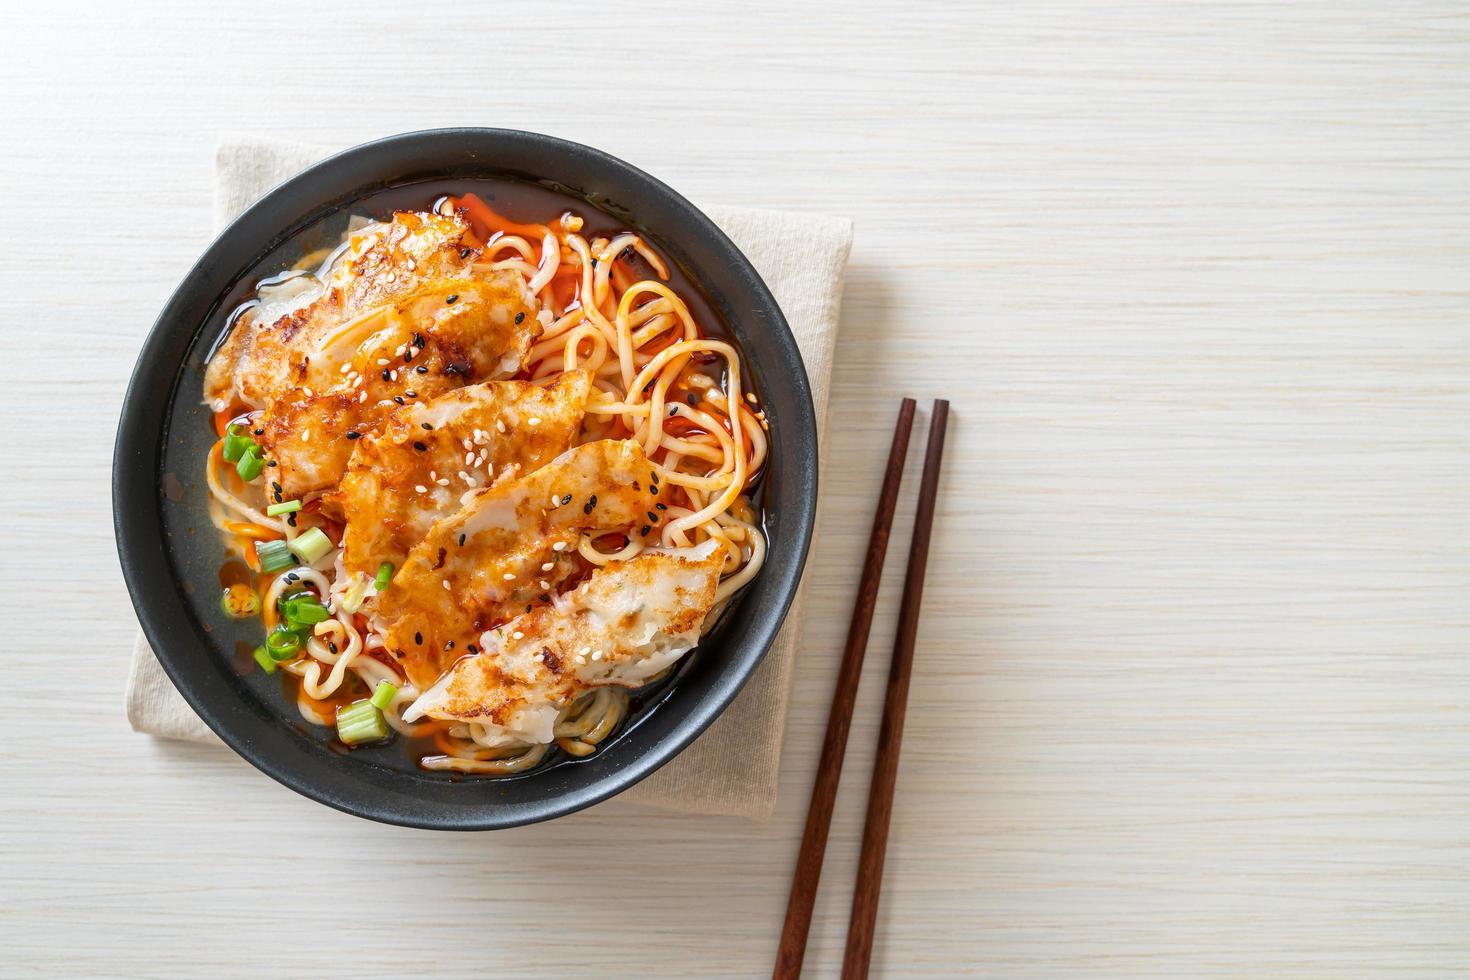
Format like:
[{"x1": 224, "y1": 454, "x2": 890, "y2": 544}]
[
  {"x1": 773, "y1": 398, "x2": 918, "y2": 980},
  {"x1": 840, "y1": 399, "x2": 950, "y2": 979}
]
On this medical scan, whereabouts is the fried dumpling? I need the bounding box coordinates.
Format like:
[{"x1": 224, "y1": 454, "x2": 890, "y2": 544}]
[
  {"x1": 334, "y1": 370, "x2": 592, "y2": 574},
  {"x1": 375, "y1": 439, "x2": 662, "y2": 688},
  {"x1": 254, "y1": 273, "x2": 538, "y2": 500},
  {"x1": 205, "y1": 210, "x2": 483, "y2": 412},
  {"x1": 403, "y1": 541, "x2": 725, "y2": 745}
]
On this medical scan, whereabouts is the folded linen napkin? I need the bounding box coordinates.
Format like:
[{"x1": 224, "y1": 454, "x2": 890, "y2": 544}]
[{"x1": 125, "y1": 135, "x2": 850, "y2": 819}]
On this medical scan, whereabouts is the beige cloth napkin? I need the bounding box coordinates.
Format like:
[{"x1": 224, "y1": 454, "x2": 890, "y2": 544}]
[{"x1": 125, "y1": 136, "x2": 851, "y2": 819}]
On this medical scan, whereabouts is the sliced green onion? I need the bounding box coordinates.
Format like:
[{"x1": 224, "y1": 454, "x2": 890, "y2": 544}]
[
  {"x1": 288, "y1": 527, "x2": 333, "y2": 564},
  {"x1": 255, "y1": 539, "x2": 295, "y2": 574},
  {"x1": 374, "y1": 561, "x2": 394, "y2": 590},
  {"x1": 222, "y1": 427, "x2": 256, "y2": 463},
  {"x1": 369, "y1": 680, "x2": 398, "y2": 711},
  {"x1": 252, "y1": 646, "x2": 276, "y2": 674},
  {"x1": 235, "y1": 447, "x2": 264, "y2": 482},
  {"x1": 265, "y1": 626, "x2": 302, "y2": 661},
  {"x1": 219, "y1": 584, "x2": 260, "y2": 619},
  {"x1": 280, "y1": 593, "x2": 331, "y2": 629},
  {"x1": 265, "y1": 499, "x2": 302, "y2": 516},
  {"x1": 336, "y1": 700, "x2": 390, "y2": 745}
]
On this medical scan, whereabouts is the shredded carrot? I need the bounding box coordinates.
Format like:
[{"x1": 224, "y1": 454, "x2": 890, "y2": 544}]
[
  {"x1": 224, "y1": 520, "x2": 282, "y2": 542},
  {"x1": 456, "y1": 193, "x2": 551, "y2": 242}
]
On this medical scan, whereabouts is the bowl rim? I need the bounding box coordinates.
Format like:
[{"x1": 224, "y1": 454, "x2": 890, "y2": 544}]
[{"x1": 113, "y1": 128, "x2": 818, "y2": 829}]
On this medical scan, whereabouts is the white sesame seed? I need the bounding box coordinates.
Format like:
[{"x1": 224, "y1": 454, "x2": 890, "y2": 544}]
[
  {"x1": 503, "y1": 572, "x2": 515, "y2": 581},
  {"x1": 462, "y1": 438, "x2": 472, "y2": 451},
  {"x1": 352, "y1": 375, "x2": 364, "y2": 388},
  {"x1": 746, "y1": 392, "x2": 757, "y2": 403},
  {"x1": 464, "y1": 452, "x2": 474, "y2": 466},
  {"x1": 552, "y1": 542, "x2": 566, "y2": 552},
  {"x1": 390, "y1": 370, "x2": 398, "y2": 381},
  {"x1": 538, "y1": 580, "x2": 550, "y2": 590},
  {"x1": 303, "y1": 387, "x2": 314, "y2": 398},
  {"x1": 394, "y1": 344, "x2": 406, "y2": 357},
  {"x1": 495, "y1": 419, "x2": 506, "y2": 433},
  {"x1": 359, "y1": 391, "x2": 367, "y2": 402},
  {"x1": 338, "y1": 363, "x2": 352, "y2": 374},
  {"x1": 302, "y1": 430, "x2": 311, "y2": 442},
  {"x1": 532, "y1": 652, "x2": 543, "y2": 662},
  {"x1": 442, "y1": 579, "x2": 451, "y2": 590},
  {"x1": 550, "y1": 494, "x2": 560, "y2": 508},
  {"x1": 436, "y1": 478, "x2": 450, "y2": 486},
  {"x1": 528, "y1": 417, "x2": 541, "y2": 426},
  {"x1": 429, "y1": 471, "x2": 438, "y2": 480},
  {"x1": 415, "y1": 484, "x2": 428, "y2": 493},
  {"x1": 376, "y1": 358, "x2": 389, "y2": 366},
  {"x1": 541, "y1": 562, "x2": 553, "y2": 571},
  {"x1": 591, "y1": 650, "x2": 603, "y2": 661},
  {"x1": 512, "y1": 631, "x2": 524, "y2": 640}
]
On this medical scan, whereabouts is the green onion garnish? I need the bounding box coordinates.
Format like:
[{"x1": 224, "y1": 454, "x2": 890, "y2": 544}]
[
  {"x1": 265, "y1": 499, "x2": 302, "y2": 516},
  {"x1": 219, "y1": 584, "x2": 260, "y2": 619},
  {"x1": 374, "y1": 561, "x2": 394, "y2": 590},
  {"x1": 265, "y1": 626, "x2": 302, "y2": 661},
  {"x1": 288, "y1": 527, "x2": 333, "y2": 564},
  {"x1": 222, "y1": 426, "x2": 256, "y2": 463},
  {"x1": 252, "y1": 646, "x2": 276, "y2": 674},
  {"x1": 369, "y1": 681, "x2": 398, "y2": 711},
  {"x1": 235, "y1": 447, "x2": 264, "y2": 482},
  {"x1": 279, "y1": 593, "x2": 331, "y2": 629},
  {"x1": 255, "y1": 539, "x2": 295, "y2": 574},
  {"x1": 336, "y1": 700, "x2": 390, "y2": 745}
]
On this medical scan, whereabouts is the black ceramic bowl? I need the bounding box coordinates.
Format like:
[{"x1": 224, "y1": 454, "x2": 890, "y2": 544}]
[{"x1": 114, "y1": 129, "x2": 816, "y2": 829}]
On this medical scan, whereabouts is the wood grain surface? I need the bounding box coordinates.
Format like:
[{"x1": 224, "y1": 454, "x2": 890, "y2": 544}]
[{"x1": 2, "y1": 1, "x2": 1468, "y2": 976}]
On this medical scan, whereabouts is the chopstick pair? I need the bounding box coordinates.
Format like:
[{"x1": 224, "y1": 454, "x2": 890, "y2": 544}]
[{"x1": 774, "y1": 397, "x2": 950, "y2": 980}]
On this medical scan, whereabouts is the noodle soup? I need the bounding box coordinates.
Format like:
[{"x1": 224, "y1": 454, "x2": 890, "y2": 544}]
[{"x1": 179, "y1": 179, "x2": 769, "y2": 778}]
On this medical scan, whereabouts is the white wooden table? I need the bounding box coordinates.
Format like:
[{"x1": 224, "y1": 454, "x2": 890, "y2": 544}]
[{"x1": 3, "y1": 2, "x2": 1468, "y2": 976}]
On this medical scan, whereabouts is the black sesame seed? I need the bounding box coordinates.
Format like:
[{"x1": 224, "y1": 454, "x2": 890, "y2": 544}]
[
  {"x1": 271, "y1": 482, "x2": 282, "y2": 493},
  {"x1": 328, "y1": 641, "x2": 338, "y2": 654},
  {"x1": 267, "y1": 460, "x2": 278, "y2": 467},
  {"x1": 514, "y1": 311, "x2": 525, "y2": 324},
  {"x1": 651, "y1": 485, "x2": 659, "y2": 497},
  {"x1": 415, "y1": 632, "x2": 422, "y2": 645},
  {"x1": 467, "y1": 644, "x2": 479, "y2": 654},
  {"x1": 538, "y1": 594, "x2": 549, "y2": 603},
  {"x1": 687, "y1": 393, "x2": 697, "y2": 406},
  {"x1": 405, "y1": 390, "x2": 417, "y2": 398},
  {"x1": 445, "y1": 640, "x2": 455, "y2": 650},
  {"x1": 583, "y1": 494, "x2": 597, "y2": 514},
  {"x1": 416, "y1": 365, "x2": 428, "y2": 374},
  {"x1": 640, "y1": 524, "x2": 651, "y2": 536},
  {"x1": 458, "y1": 533, "x2": 466, "y2": 547},
  {"x1": 345, "y1": 431, "x2": 360, "y2": 439},
  {"x1": 413, "y1": 441, "x2": 427, "y2": 452},
  {"x1": 287, "y1": 514, "x2": 297, "y2": 527},
  {"x1": 253, "y1": 428, "x2": 264, "y2": 436},
  {"x1": 421, "y1": 422, "x2": 433, "y2": 430},
  {"x1": 393, "y1": 396, "x2": 405, "y2": 405},
  {"x1": 459, "y1": 247, "x2": 472, "y2": 259},
  {"x1": 445, "y1": 294, "x2": 458, "y2": 305},
  {"x1": 650, "y1": 470, "x2": 659, "y2": 484},
  {"x1": 381, "y1": 369, "x2": 392, "y2": 382},
  {"x1": 562, "y1": 494, "x2": 572, "y2": 505},
  {"x1": 647, "y1": 511, "x2": 658, "y2": 522},
  {"x1": 655, "y1": 502, "x2": 667, "y2": 511}
]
